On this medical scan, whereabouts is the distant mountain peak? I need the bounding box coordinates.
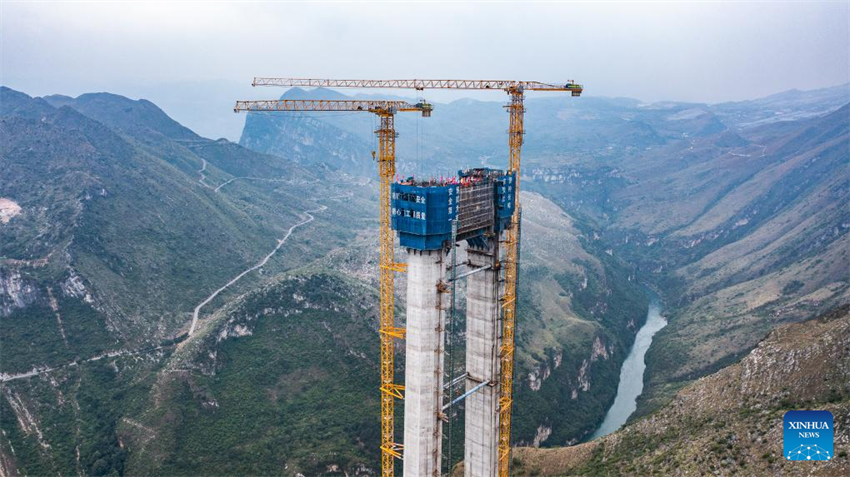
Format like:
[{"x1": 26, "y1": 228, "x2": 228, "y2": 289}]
[
  {"x1": 279, "y1": 86, "x2": 349, "y2": 101},
  {"x1": 0, "y1": 86, "x2": 56, "y2": 119},
  {"x1": 43, "y1": 91, "x2": 199, "y2": 141}
]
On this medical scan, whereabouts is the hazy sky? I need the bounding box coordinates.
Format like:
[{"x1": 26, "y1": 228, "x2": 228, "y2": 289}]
[{"x1": 2, "y1": 1, "x2": 849, "y2": 139}]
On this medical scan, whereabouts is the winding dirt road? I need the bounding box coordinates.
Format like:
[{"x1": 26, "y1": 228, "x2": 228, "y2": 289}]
[
  {"x1": 213, "y1": 177, "x2": 294, "y2": 193},
  {"x1": 3, "y1": 163, "x2": 334, "y2": 382},
  {"x1": 0, "y1": 345, "x2": 170, "y2": 382},
  {"x1": 187, "y1": 205, "x2": 326, "y2": 336},
  {"x1": 197, "y1": 158, "x2": 213, "y2": 189}
]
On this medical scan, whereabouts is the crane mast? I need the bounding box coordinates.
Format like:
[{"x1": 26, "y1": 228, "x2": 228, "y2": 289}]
[
  {"x1": 496, "y1": 87, "x2": 525, "y2": 473},
  {"x1": 235, "y1": 99, "x2": 433, "y2": 477},
  {"x1": 251, "y1": 78, "x2": 581, "y2": 477}
]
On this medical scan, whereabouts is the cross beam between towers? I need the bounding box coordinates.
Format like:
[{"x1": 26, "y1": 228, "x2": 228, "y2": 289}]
[{"x1": 443, "y1": 380, "x2": 492, "y2": 411}]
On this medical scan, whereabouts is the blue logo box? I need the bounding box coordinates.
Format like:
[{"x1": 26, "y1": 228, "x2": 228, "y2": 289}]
[{"x1": 784, "y1": 410, "x2": 833, "y2": 461}]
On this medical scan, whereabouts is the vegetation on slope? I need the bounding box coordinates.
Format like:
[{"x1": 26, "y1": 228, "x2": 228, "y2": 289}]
[
  {"x1": 1, "y1": 87, "x2": 372, "y2": 369},
  {"x1": 512, "y1": 193, "x2": 648, "y2": 446},
  {"x1": 510, "y1": 305, "x2": 850, "y2": 477},
  {"x1": 0, "y1": 87, "x2": 374, "y2": 475},
  {"x1": 126, "y1": 271, "x2": 382, "y2": 476}
]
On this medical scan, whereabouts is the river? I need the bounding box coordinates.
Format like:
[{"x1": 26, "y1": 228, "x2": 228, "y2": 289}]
[{"x1": 590, "y1": 297, "x2": 667, "y2": 439}]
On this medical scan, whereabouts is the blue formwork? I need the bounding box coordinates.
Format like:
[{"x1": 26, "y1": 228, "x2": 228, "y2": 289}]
[
  {"x1": 392, "y1": 169, "x2": 517, "y2": 250},
  {"x1": 493, "y1": 171, "x2": 516, "y2": 232},
  {"x1": 391, "y1": 183, "x2": 459, "y2": 250}
]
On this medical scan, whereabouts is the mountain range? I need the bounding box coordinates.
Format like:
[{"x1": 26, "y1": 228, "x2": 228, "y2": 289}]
[{"x1": 1, "y1": 81, "x2": 848, "y2": 476}]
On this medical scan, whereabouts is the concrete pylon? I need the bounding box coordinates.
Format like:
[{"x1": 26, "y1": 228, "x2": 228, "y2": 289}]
[
  {"x1": 403, "y1": 248, "x2": 447, "y2": 477},
  {"x1": 464, "y1": 238, "x2": 501, "y2": 477}
]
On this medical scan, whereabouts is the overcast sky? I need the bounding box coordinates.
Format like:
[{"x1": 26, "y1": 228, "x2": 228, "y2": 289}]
[{"x1": 2, "y1": 1, "x2": 848, "y2": 139}]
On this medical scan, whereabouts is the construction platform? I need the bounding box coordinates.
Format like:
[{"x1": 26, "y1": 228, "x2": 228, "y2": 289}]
[{"x1": 391, "y1": 168, "x2": 515, "y2": 251}]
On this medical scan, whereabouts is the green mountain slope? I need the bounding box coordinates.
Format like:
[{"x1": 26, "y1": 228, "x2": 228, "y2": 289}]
[
  {"x1": 1, "y1": 87, "x2": 370, "y2": 363},
  {"x1": 0, "y1": 87, "x2": 373, "y2": 475},
  {"x1": 511, "y1": 192, "x2": 648, "y2": 446},
  {"x1": 127, "y1": 271, "x2": 382, "y2": 476}
]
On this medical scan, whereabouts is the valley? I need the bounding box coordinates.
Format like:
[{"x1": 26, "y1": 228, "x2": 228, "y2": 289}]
[
  {"x1": 508, "y1": 305, "x2": 850, "y2": 476},
  {"x1": 590, "y1": 297, "x2": 667, "y2": 440},
  {"x1": 1, "y1": 81, "x2": 848, "y2": 476}
]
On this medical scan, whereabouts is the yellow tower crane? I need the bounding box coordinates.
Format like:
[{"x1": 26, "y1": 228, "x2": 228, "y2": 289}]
[
  {"x1": 234, "y1": 98, "x2": 433, "y2": 476},
  {"x1": 250, "y1": 78, "x2": 583, "y2": 477}
]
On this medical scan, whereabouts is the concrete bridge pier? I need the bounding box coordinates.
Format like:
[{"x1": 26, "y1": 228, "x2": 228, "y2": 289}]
[
  {"x1": 403, "y1": 248, "x2": 448, "y2": 477},
  {"x1": 464, "y1": 239, "x2": 501, "y2": 477}
]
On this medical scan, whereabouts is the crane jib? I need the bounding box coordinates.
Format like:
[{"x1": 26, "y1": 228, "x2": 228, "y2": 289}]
[
  {"x1": 251, "y1": 77, "x2": 583, "y2": 95},
  {"x1": 233, "y1": 99, "x2": 433, "y2": 116}
]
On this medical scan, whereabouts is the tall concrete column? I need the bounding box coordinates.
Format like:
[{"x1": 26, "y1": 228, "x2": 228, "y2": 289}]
[
  {"x1": 464, "y1": 239, "x2": 500, "y2": 477},
  {"x1": 403, "y1": 248, "x2": 447, "y2": 477}
]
